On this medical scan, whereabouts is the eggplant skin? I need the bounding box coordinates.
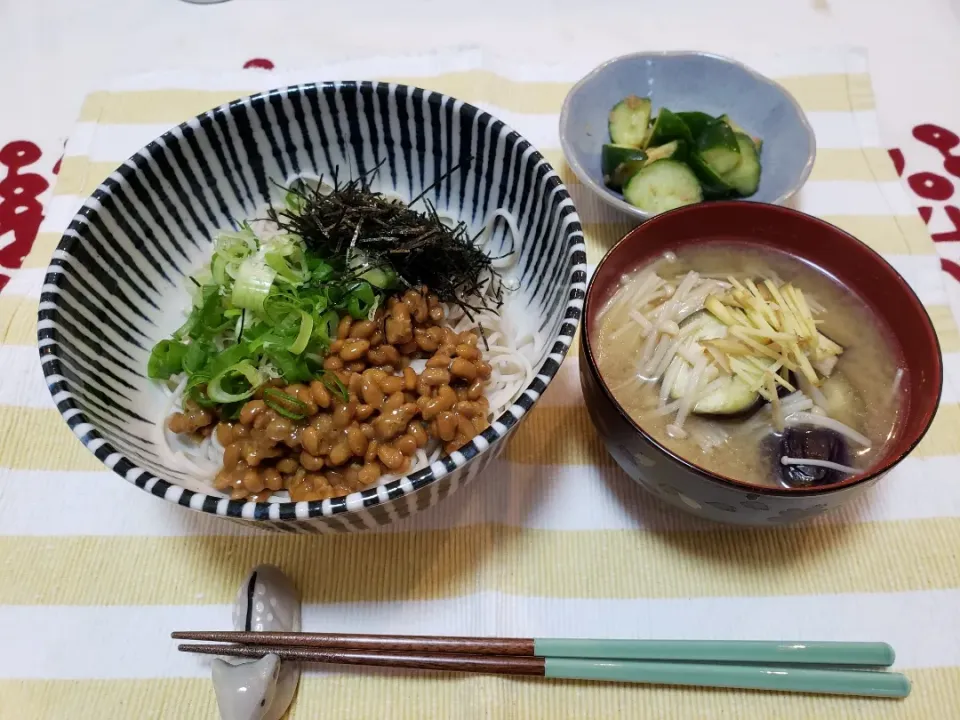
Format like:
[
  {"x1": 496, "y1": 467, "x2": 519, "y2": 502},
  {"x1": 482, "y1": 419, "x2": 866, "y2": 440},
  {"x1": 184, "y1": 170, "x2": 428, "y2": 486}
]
[{"x1": 778, "y1": 425, "x2": 849, "y2": 487}]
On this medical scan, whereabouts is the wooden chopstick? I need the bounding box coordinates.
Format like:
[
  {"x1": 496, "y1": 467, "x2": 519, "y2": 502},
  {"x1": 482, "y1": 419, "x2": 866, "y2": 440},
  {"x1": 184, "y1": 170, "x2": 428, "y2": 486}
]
[
  {"x1": 171, "y1": 631, "x2": 896, "y2": 667},
  {"x1": 172, "y1": 631, "x2": 534, "y2": 657},
  {"x1": 176, "y1": 642, "x2": 912, "y2": 698},
  {"x1": 179, "y1": 643, "x2": 544, "y2": 675}
]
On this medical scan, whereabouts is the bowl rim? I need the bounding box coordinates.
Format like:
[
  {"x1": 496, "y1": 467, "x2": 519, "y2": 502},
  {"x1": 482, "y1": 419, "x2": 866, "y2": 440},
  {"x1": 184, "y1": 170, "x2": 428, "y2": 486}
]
[
  {"x1": 39, "y1": 80, "x2": 588, "y2": 525},
  {"x1": 558, "y1": 50, "x2": 818, "y2": 222},
  {"x1": 580, "y1": 200, "x2": 944, "y2": 496}
]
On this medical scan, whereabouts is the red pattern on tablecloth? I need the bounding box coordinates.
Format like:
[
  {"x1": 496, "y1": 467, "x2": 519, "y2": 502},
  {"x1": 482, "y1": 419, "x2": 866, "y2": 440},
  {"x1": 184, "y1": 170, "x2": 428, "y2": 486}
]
[
  {"x1": 0, "y1": 140, "x2": 49, "y2": 293},
  {"x1": 243, "y1": 58, "x2": 275, "y2": 70},
  {"x1": 889, "y1": 123, "x2": 960, "y2": 285}
]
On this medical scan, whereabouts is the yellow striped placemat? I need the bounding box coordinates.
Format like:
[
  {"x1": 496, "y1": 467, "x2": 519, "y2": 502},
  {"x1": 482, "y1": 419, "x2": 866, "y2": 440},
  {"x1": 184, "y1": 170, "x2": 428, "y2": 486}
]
[{"x1": 1, "y1": 48, "x2": 959, "y2": 720}]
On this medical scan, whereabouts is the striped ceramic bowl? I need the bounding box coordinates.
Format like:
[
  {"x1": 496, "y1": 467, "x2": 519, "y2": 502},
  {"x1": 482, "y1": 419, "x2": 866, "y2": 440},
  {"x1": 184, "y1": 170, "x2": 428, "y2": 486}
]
[{"x1": 38, "y1": 82, "x2": 586, "y2": 532}]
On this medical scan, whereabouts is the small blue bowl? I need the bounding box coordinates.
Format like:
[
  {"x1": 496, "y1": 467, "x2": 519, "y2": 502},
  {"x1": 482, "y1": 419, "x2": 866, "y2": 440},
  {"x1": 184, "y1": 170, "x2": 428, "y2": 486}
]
[{"x1": 559, "y1": 51, "x2": 816, "y2": 221}]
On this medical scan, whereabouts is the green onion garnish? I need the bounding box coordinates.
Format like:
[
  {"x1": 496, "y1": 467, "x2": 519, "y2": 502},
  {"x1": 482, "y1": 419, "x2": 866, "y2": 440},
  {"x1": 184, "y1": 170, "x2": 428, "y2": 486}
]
[
  {"x1": 207, "y1": 361, "x2": 262, "y2": 403},
  {"x1": 262, "y1": 387, "x2": 309, "y2": 420},
  {"x1": 321, "y1": 371, "x2": 349, "y2": 402},
  {"x1": 288, "y1": 311, "x2": 313, "y2": 354}
]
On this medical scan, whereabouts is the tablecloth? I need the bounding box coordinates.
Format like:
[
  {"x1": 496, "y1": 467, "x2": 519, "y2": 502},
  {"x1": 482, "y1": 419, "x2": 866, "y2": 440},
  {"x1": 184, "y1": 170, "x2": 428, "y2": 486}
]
[{"x1": 1, "y1": 46, "x2": 959, "y2": 719}]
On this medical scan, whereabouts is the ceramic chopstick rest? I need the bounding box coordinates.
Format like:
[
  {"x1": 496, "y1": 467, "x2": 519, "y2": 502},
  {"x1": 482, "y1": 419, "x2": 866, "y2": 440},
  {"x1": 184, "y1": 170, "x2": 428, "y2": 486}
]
[{"x1": 211, "y1": 565, "x2": 302, "y2": 720}]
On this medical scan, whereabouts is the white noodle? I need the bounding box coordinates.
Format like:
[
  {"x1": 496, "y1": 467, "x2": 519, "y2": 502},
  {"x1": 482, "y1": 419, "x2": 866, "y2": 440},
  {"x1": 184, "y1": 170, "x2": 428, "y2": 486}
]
[
  {"x1": 780, "y1": 456, "x2": 859, "y2": 474},
  {"x1": 784, "y1": 411, "x2": 872, "y2": 447}
]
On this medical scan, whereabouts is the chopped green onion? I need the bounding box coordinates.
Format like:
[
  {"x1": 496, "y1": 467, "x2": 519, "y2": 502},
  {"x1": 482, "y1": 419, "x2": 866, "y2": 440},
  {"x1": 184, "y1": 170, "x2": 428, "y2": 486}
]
[
  {"x1": 321, "y1": 371, "x2": 349, "y2": 402},
  {"x1": 285, "y1": 182, "x2": 309, "y2": 214},
  {"x1": 315, "y1": 309, "x2": 339, "y2": 343},
  {"x1": 214, "y1": 225, "x2": 257, "y2": 258},
  {"x1": 262, "y1": 387, "x2": 309, "y2": 420},
  {"x1": 309, "y1": 258, "x2": 334, "y2": 282},
  {"x1": 237, "y1": 309, "x2": 247, "y2": 341},
  {"x1": 210, "y1": 254, "x2": 230, "y2": 286},
  {"x1": 207, "y1": 361, "x2": 262, "y2": 403},
  {"x1": 232, "y1": 257, "x2": 276, "y2": 312},
  {"x1": 346, "y1": 281, "x2": 376, "y2": 319},
  {"x1": 265, "y1": 251, "x2": 304, "y2": 283},
  {"x1": 366, "y1": 295, "x2": 382, "y2": 322},
  {"x1": 208, "y1": 342, "x2": 254, "y2": 377},
  {"x1": 182, "y1": 342, "x2": 211, "y2": 374},
  {"x1": 288, "y1": 311, "x2": 314, "y2": 354},
  {"x1": 263, "y1": 235, "x2": 308, "y2": 284},
  {"x1": 360, "y1": 264, "x2": 398, "y2": 290},
  {"x1": 147, "y1": 340, "x2": 188, "y2": 379}
]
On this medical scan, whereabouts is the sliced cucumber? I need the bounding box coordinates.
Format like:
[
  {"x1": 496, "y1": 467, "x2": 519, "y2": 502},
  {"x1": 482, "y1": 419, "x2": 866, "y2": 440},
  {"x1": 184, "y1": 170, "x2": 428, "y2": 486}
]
[
  {"x1": 643, "y1": 139, "x2": 685, "y2": 165},
  {"x1": 720, "y1": 133, "x2": 761, "y2": 197},
  {"x1": 607, "y1": 159, "x2": 647, "y2": 191},
  {"x1": 602, "y1": 144, "x2": 647, "y2": 176},
  {"x1": 688, "y1": 152, "x2": 735, "y2": 199},
  {"x1": 718, "y1": 114, "x2": 747, "y2": 135},
  {"x1": 666, "y1": 311, "x2": 763, "y2": 415},
  {"x1": 696, "y1": 120, "x2": 741, "y2": 175},
  {"x1": 640, "y1": 126, "x2": 655, "y2": 149},
  {"x1": 675, "y1": 111, "x2": 715, "y2": 139},
  {"x1": 719, "y1": 114, "x2": 763, "y2": 151},
  {"x1": 622, "y1": 160, "x2": 703, "y2": 214},
  {"x1": 647, "y1": 108, "x2": 693, "y2": 147},
  {"x1": 608, "y1": 96, "x2": 652, "y2": 147},
  {"x1": 601, "y1": 145, "x2": 648, "y2": 190}
]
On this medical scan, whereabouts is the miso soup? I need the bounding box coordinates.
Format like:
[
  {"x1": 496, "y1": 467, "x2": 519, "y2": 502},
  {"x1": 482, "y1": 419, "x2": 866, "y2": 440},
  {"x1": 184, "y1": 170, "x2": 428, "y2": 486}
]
[{"x1": 593, "y1": 243, "x2": 904, "y2": 489}]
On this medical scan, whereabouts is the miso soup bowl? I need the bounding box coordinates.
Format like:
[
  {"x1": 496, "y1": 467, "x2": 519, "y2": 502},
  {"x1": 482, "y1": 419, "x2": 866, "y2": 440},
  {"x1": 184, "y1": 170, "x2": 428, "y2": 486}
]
[{"x1": 580, "y1": 202, "x2": 943, "y2": 526}]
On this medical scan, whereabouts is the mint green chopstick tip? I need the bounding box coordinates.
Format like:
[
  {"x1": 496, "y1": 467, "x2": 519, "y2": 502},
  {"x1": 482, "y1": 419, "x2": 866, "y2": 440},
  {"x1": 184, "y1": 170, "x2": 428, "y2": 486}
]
[
  {"x1": 533, "y1": 639, "x2": 896, "y2": 667},
  {"x1": 543, "y1": 658, "x2": 911, "y2": 699}
]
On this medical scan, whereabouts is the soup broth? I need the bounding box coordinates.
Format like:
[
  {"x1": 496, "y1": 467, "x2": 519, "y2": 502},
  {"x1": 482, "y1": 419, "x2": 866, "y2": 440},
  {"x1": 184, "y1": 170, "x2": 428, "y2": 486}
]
[{"x1": 594, "y1": 243, "x2": 904, "y2": 489}]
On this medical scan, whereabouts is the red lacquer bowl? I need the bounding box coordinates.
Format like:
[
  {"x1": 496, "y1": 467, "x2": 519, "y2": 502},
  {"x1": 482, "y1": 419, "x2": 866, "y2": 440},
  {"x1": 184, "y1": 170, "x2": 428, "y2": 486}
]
[{"x1": 580, "y1": 202, "x2": 942, "y2": 525}]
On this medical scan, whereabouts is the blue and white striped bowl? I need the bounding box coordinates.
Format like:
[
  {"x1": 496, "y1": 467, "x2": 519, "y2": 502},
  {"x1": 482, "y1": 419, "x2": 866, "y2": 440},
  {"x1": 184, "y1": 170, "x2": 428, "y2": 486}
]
[{"x1": 39, "y1": 82, "x2": 586, "y2": 532}]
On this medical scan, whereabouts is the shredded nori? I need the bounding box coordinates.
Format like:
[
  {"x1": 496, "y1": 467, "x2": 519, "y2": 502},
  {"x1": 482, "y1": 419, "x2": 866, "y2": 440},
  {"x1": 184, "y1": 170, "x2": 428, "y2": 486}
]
[{"x1": 267, "y1": 161, "x2": 505, "y2": 318}]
